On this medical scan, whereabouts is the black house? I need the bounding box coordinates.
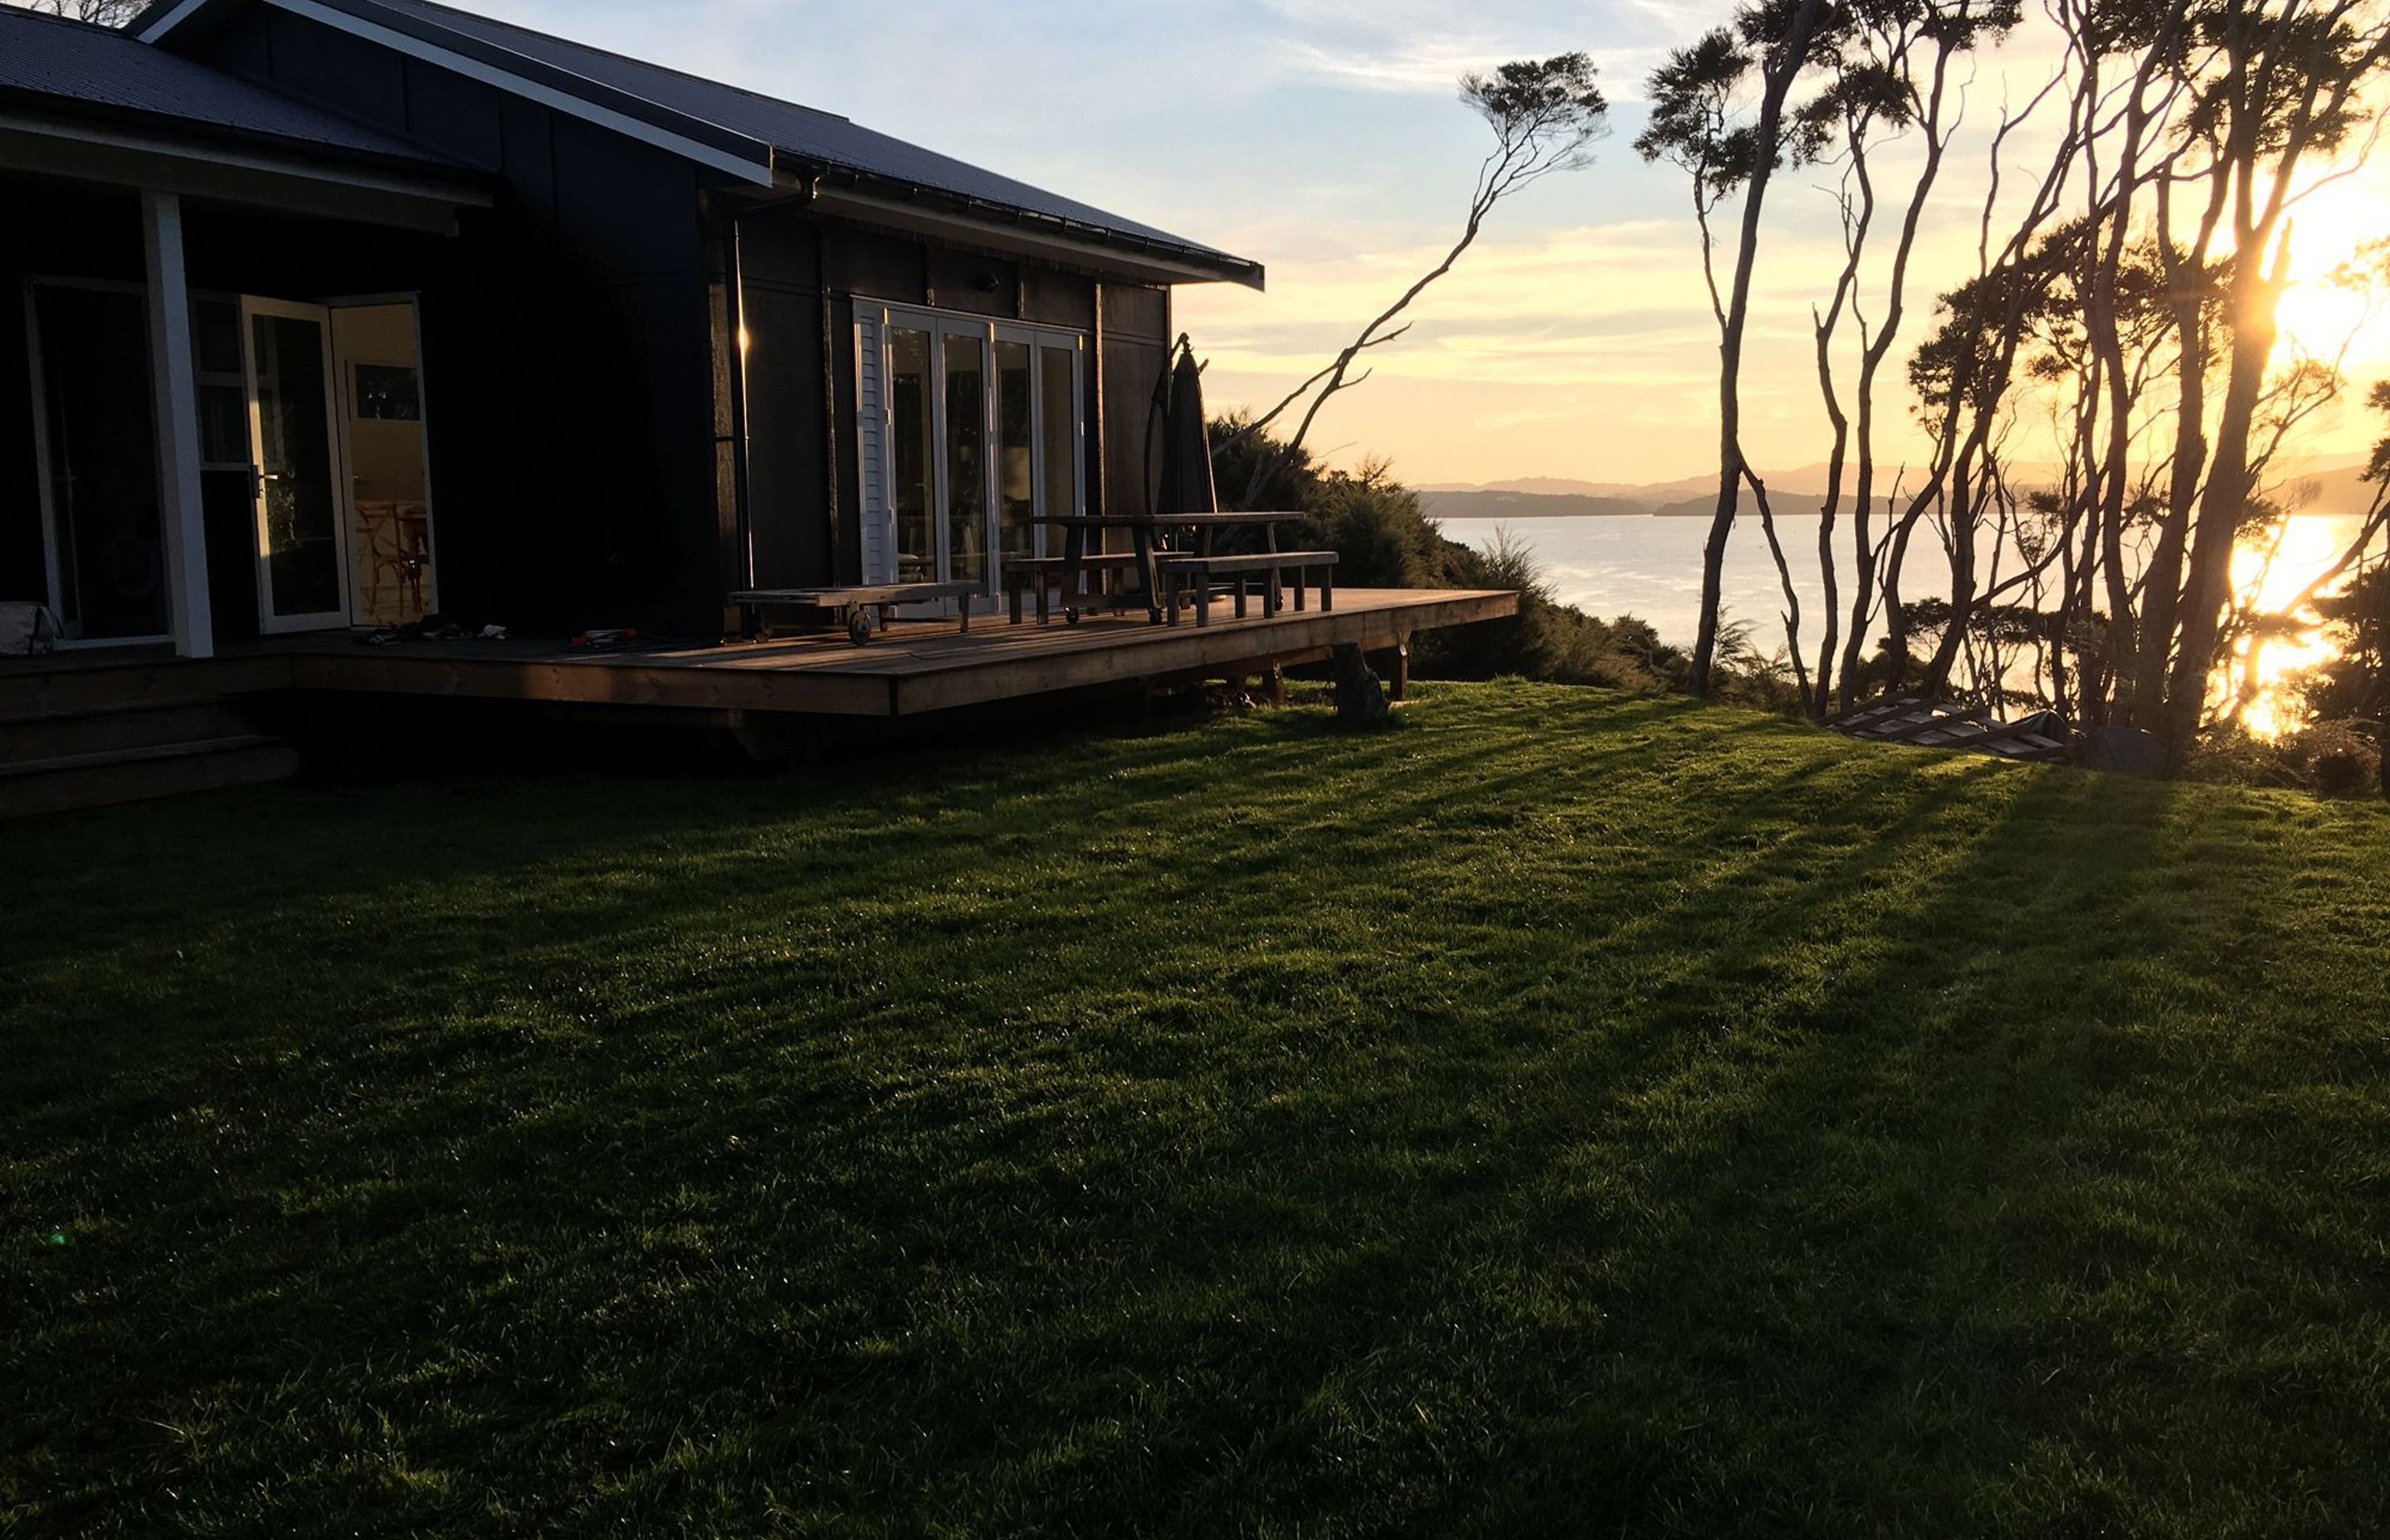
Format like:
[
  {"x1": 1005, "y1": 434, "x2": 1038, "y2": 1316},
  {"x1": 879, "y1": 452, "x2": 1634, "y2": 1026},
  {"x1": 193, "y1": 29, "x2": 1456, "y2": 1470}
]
[{"x1": 2, "y1": 0, "x2": 1265, "y2": 656}]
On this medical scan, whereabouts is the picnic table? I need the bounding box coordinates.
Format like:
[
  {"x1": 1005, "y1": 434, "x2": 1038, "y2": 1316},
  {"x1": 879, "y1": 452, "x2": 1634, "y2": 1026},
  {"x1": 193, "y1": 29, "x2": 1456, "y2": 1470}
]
[{"x1": 1027, "y1": 510, "x2": 1304, "y2": 624}]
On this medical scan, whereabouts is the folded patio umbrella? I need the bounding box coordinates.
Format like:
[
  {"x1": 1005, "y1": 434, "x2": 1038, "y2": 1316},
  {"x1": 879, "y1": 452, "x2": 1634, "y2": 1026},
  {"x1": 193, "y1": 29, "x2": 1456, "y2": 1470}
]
[{"x1": 1154, "y1": 342, "x2": 1219, "y2": 517}]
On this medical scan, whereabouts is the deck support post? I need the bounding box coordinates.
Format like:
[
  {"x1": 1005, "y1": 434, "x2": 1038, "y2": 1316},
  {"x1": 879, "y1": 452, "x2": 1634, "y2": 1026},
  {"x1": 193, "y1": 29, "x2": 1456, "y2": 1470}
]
[
  {"x1": 1373, "y1": 636, "x2": 1411, "y2": 703},
  {"x1": 142, "y1": 190, "x2": 212, "y2": 660}
]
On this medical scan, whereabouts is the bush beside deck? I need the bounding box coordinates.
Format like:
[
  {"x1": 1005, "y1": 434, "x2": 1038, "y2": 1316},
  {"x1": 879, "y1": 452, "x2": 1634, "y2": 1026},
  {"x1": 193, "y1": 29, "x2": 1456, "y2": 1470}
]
[{"x1": 7, "y1": 682, "x2": 2389, "y2": 1535}]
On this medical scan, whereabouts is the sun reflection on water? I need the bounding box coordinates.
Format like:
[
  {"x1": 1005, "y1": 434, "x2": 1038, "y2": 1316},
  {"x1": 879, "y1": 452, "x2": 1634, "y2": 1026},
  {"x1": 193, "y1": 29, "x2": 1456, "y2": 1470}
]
[{"x1": 2225, "y1": 514, "x2": 2368, "y2": 738}]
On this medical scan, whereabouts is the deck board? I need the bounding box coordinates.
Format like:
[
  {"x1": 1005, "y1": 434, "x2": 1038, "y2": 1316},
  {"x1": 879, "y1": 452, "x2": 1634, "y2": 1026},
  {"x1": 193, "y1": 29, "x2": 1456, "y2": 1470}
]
[{"x1": 2, "y1": 589, "x2": 1515, "y2": 720}]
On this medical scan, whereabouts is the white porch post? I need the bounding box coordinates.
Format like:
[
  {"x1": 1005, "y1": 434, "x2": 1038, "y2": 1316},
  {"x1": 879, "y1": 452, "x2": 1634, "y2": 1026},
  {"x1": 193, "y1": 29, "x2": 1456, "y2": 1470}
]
[{"x1": 142, "y1": 189, "x2": 213, "y2": 659}]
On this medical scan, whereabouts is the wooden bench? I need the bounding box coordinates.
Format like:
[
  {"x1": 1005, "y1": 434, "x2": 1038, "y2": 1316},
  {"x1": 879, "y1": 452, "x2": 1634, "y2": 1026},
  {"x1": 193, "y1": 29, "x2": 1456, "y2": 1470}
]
[
  {"x1": 732, "y1": 582, "x2": 983, "y2": 645},
  {"x1": 1161, "y1": 551, "x2": 1337, "y2": 626},
  {"x1": 1003, "y1": 553, "x2": 1149, "y2": 626}
]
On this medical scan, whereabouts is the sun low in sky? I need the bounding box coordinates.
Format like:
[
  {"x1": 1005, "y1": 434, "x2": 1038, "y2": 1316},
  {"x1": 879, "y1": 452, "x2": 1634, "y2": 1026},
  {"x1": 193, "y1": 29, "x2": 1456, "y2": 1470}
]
[{"x1": 472, "y1": 0, "x2": 2390, "y2": 489}]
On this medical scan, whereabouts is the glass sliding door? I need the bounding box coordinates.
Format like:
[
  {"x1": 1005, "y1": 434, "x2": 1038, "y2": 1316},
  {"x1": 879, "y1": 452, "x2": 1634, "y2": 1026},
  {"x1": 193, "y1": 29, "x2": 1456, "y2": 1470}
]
[
  {"x1": 243, "y1": 297, "x2": 349, "y2": 632},
  {"x1": 861, "y1": 309, "x2": 1087, "y2": 605},
  {"x1": 27, "y1": 283, "x2": 168, "y2": 642},
  {"x1": 1046, "y1": 342, "x2": 1085, "y2": 524},
  {"x1": 1037, "y1": 339, "x2": 1083, "y2": 531},
  {"x1": 888, "y1": 325, "x2": 935, "y2": 582},
  {"x1": 996, "y1": 337, "x2": 1036, "y2": 563},
  {"x1": 941, "y1": 331, "x2": 989, "y2": 590}
]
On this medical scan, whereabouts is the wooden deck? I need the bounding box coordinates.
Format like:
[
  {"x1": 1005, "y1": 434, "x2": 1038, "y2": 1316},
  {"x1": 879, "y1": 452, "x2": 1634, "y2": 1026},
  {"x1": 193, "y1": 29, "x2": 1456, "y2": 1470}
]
[{"x1": 2, "y1": 589, "x2": 1516, "y2": 721}]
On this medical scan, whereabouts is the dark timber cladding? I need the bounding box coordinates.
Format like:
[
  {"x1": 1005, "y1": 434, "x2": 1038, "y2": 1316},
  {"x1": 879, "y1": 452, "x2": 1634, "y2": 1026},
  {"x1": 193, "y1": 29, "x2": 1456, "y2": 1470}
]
[
  {"x1": 176, "y1": 2, "x2": 1188, "y2": 630},
  {"x1": 182, "y1": 4, "x2": 724, "y2": 637},
  {"x1": 110, "y1": 0, "x2": 1266, "y2": 651},
  {"x1": 729, "y1": 202, "x2": 1160, "y2": 590}
]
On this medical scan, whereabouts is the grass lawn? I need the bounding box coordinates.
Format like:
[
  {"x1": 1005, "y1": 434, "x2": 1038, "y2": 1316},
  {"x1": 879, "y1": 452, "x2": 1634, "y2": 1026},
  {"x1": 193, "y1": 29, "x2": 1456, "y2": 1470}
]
[{"x1": 7, "y1": 681, "x2": 2390, "y2": 1537}]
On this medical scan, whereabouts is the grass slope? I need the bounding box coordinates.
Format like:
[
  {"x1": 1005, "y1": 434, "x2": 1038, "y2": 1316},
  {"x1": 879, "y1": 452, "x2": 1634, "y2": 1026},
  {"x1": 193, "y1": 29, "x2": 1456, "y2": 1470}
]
[{"x1": 6, "y1": 683, "x2": 2389, "y2": 1537}]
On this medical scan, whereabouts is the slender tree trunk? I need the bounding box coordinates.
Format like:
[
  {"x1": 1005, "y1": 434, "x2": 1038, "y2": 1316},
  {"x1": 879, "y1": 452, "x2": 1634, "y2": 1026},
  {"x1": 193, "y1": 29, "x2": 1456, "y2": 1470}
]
[
  {"x1": 1689, "y1": 0, "x2": 1825, "y2": 697},
  {"x1": 1922, "y1": 457, "x2": 1979, "y2": 694},
  {"x1": 2137, "y1": 171, "x2": 2220, "y2": 721},
  {"x1": 1838, "y1": 43, "x2": 1953, "y2": 711},
  {"x1": 2165, "y1": 236, "x2": 2289, "y2": 748}
]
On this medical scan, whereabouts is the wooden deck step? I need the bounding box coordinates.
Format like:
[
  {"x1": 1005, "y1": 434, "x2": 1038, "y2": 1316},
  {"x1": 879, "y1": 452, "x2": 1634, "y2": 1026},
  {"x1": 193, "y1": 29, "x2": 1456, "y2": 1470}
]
[
  {"x1": 0, "y1": 696, "x2": 257, "y2": 767},
  {"x1": 0, "y1": 653, "x2": 290, "y2": 723},
  {"x1": 0, "y1": 735, "x2": 300, "y2": 819}
]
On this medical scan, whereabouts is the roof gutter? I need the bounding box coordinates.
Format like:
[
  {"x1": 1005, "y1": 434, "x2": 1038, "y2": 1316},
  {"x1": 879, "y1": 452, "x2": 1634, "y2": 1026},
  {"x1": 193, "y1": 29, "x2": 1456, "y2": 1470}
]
[
  {"x1": 0, "y1": 81, "x2": 490, "y2": 189},
  {"x1": 136, "y1": 0, "x2": 1261, "y2": 285},
  {"x1": 783, "y1": 162, "x2": 1264, "y2": 290}
]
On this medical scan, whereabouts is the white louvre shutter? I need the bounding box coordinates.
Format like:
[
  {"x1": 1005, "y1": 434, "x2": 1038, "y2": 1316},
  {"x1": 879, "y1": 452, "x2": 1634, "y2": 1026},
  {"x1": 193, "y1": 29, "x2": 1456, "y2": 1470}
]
[{"x1": 853, "y1": 309, "x2": 892, "y2": 582}]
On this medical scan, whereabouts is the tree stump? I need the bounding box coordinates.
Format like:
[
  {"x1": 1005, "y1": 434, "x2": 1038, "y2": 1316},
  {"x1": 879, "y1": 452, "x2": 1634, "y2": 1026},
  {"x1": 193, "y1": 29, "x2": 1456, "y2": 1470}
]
[{"x1": 1330, "y1": 641, "x2": 1389, "y2": 726}]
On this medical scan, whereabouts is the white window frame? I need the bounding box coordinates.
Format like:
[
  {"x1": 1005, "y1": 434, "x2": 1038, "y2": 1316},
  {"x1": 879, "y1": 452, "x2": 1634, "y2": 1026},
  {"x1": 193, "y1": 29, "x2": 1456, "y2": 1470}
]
[
  {"x1": 242, "y1": 295, "x2": 354, "y2": 636},
  {"x1": 855, "y1": 303, "x2": 1087, "y2": 599}
]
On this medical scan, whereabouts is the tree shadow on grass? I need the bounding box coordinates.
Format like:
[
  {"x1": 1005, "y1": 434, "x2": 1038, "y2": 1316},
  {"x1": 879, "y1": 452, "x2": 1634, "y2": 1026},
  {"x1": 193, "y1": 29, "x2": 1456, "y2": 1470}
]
[
  {"x1": 1466, "y1": 767, "x2": 2390, "y2": 1536},
  {"x1": 16, "y1": 691, "x2": 2376, "y2": 1535}
]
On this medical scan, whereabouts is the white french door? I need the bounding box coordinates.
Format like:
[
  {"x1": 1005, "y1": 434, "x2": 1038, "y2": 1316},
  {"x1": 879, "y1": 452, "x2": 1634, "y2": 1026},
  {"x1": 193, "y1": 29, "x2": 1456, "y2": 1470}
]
[
  {"x1": 859, "y1": 305, "x2": 1085, "y2": 602},
  {"x1": 242, "y1": 296, "x2": 351, "y2": 634}
]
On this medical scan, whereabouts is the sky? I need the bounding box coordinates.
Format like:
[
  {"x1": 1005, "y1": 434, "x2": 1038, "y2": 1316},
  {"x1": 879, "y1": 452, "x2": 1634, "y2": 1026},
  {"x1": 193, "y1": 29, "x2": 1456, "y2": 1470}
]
[{"x1": 454, "y1": 0, "x2": 2390, "y2": 488}]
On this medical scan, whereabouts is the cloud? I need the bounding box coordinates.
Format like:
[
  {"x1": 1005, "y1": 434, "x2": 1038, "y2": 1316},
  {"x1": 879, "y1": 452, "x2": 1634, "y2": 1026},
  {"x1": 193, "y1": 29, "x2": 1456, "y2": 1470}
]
[{"x1": 437, "y1": 0, "x2": 2390, "y2": 483}]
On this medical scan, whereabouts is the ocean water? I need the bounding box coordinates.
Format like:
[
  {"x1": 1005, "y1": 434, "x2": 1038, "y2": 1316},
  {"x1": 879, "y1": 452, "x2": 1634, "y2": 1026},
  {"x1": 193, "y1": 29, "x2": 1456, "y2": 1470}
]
[{"x1": 1451, "y1": 513, "x2": 2368, "y2": 665}]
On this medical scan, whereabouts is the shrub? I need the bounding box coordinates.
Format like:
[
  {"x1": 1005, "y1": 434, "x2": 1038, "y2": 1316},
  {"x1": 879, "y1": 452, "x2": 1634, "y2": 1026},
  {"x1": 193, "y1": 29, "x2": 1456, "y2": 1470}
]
[
  {"x1": 2295, "y1": 719, "x2": 2382, "y2": 795},
  {"x1": 1205, "y1": 417, "x2": 1683, "y2": 690}
]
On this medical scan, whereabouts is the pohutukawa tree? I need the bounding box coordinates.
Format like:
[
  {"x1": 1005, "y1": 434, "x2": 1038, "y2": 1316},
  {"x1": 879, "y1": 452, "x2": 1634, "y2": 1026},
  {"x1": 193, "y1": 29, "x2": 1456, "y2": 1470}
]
[
  {"x1": 1220, "y1": 55, "x2": 1609, "y2": 508},
  {"x1": 1803, "y1": 0, "x2": 2024, "y2": 719},
  {"x1": 2151, "y1": 0, "x2": 2390, "y2": 757},
  {"x1": 1638, "y1": 0, "x2": 1846, "y2": 697},
  {"x1": 1902, "y1": 0, "x2": 2390, "y2": 760},
  {"x1": 1657, "y1": 0, "x2": 2390, "y2": 770}
]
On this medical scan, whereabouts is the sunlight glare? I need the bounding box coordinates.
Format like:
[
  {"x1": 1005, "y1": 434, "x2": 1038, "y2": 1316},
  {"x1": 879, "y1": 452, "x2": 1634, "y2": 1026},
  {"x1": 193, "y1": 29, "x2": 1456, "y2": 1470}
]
[
  {"x1": 2273, "y1": 182, "x2": 2390, "y2": 358},
  {"x1": 2226, "y1": 514, "x2": 2364, "y2": 737}
]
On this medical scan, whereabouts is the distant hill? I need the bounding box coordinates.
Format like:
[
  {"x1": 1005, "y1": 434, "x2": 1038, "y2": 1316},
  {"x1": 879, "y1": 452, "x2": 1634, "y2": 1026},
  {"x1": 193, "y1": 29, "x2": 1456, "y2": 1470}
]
[
  {"x1": 1419, "y1": 489, "x2": 1655, "y2": 519},
  {"x1": 1650, "y1": 492, "x2": 1905, "y2": 519},
  {"x1": 1422, "y1": 465, "x2": 1854, "y2": 521},
  {"x1": 2278, "y1": 458, "x2": 2383, "y2": 518},
  {"x1": 1422, "y1": 455, "x2": 2385, "y2": 523},
  {"x1": 1421, "y1": 477, "x2": 1672, "y2": 504}
]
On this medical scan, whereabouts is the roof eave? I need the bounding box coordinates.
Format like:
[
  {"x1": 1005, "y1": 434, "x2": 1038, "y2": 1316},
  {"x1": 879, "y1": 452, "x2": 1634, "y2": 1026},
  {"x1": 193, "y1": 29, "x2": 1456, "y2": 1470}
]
[
  {"x1": 137, "y1": 0, "x2": 1263, "y2": 286},
  {"x1": 0, "y1": 80, "x2": 487, "y2": 188},
  {"x1": 141, "y1": 0, "x2": 776, "y2": 186},
  {"x1": 779, "y1": 161, "x2": 1263, "y2": 290}
]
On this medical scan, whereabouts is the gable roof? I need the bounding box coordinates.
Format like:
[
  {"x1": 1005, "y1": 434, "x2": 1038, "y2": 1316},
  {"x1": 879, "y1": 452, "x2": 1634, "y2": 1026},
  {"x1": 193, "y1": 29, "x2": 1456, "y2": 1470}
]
[
  {"x1": 133, "y1": 0, "x2": 1263, "y2": 286},
  {"x1": 0, "y1": 3, "x2": 462, "y2": 175}
]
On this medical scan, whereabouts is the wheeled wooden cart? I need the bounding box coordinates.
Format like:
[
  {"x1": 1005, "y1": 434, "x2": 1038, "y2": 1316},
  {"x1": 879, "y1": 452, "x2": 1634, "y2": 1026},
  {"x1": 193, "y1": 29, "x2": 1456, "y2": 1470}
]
[{"x1": 732, "y1": 582, "x2": 984, "y2": 645}]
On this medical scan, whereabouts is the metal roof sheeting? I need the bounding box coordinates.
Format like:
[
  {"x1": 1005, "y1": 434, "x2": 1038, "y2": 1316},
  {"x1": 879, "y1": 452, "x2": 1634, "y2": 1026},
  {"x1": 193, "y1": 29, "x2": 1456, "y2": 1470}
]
[
  {"x1": 0, "y1": 5, "x2": 452, "y2": 168},
  {"x1": 315, "y1": 0, "x2": 1256, "y2": 275}
]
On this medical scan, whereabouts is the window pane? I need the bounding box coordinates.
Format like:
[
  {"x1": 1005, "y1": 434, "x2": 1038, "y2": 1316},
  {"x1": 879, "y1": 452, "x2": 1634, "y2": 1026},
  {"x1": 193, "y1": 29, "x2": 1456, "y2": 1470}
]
[
  {"x1": 1040, "y1": 344, "x2": 1077, "y2": 530},
  {"x1": 193, "y1": 297, "x2": 242, "y2": 378},
  {"x1": 889, "y1": 327, "x2": 933, "y2": 582},
  {"x1": 251, "y1": 312, "x2": 342, "y2": 618},
  {"x1": 943, "y1": 332, "x2": 987, "y2": 587},
  {"x1": 996, "y1": 339, "x2": 1033, "y2": 560},
  {"x1": 33, "y1": 285, "x2": 165, "y2": 639},
  {"x1": 199, "y1": 383, "x2": 249, "y2": 466},
  {"x1": 353, "y1": 363, "x2": 421, "y2": 422}
]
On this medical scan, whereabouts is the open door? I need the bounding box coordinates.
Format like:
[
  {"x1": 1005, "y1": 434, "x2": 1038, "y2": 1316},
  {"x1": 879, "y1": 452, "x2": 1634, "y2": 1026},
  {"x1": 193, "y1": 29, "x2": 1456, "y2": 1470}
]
[
  {"x1": 242, "y1": 296, "x2": 349, "y2": 633},
  {"x1": 330, "y1": 301, "x2": 436, "y2": 626}
]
